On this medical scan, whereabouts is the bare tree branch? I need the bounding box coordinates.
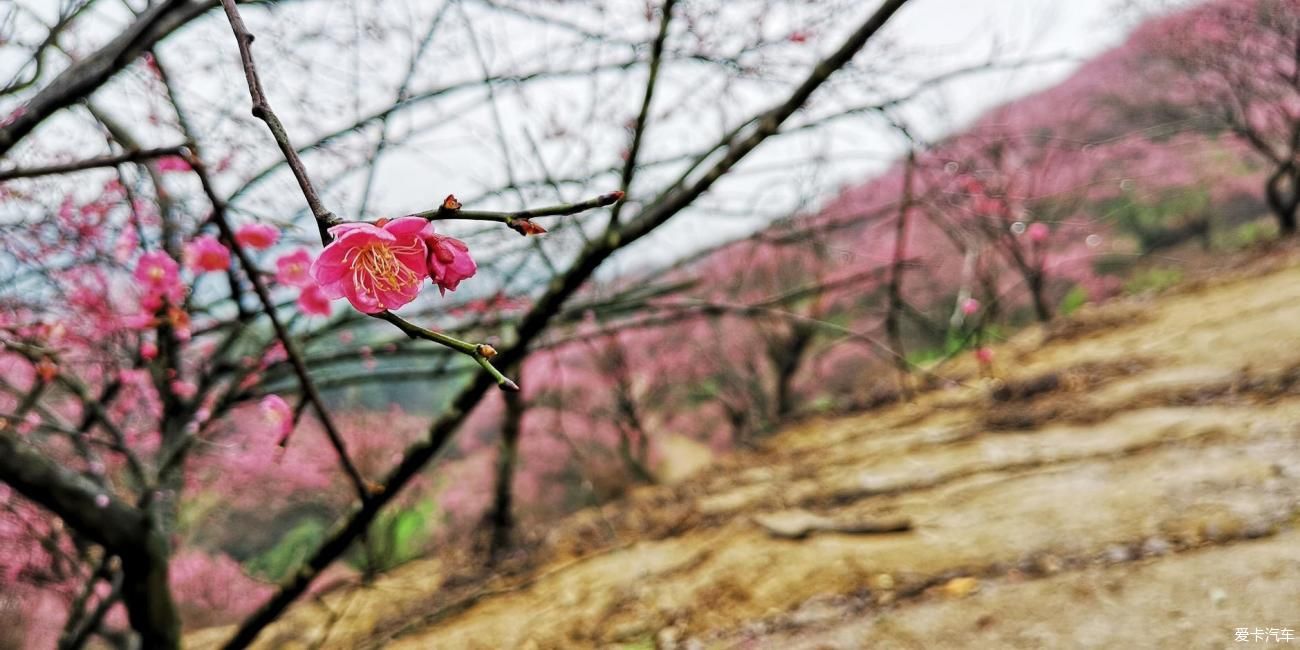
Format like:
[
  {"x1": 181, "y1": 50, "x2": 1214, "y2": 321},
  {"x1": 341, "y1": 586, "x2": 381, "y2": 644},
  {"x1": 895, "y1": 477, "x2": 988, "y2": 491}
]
[
  {"x1": 220, "y1": 1, "x2": 912, "y2": 646},
  {"x1": 0, "y1": 0, "x2": 218, "y2": 157},
  {"x1": 0, "y1": 146, "x2": 188, "y2": 182}
]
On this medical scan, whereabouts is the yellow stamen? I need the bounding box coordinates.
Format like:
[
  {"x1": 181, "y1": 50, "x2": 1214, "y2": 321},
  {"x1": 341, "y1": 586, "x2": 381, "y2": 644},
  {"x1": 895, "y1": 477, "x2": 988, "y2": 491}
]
[{"x1": 347, "y1": 243, "x2": 418, "y2": 302}]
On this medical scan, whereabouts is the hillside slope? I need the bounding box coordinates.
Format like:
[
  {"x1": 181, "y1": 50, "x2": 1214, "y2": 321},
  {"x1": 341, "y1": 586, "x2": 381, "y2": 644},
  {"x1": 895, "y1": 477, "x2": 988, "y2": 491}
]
[{"x1": 193, "y1": 246, "x2": 1300, "y2": 648}]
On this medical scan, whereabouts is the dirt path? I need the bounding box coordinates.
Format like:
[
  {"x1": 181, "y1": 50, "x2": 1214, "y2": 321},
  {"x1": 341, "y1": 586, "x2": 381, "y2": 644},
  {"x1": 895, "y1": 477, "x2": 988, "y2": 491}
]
[{"x1": 190, "y1": 249, "x2": 1300, "y2": 649}]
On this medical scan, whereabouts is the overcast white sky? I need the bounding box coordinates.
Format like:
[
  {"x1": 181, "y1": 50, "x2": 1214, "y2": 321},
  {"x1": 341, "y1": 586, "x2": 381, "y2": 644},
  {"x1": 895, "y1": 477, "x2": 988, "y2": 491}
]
[
  {"x1": 2, "y1": 0, "x2": 1176, "y2": 280},
  {"x1": 604, "y1": 0, "x2": 1158, "y2": 271}
]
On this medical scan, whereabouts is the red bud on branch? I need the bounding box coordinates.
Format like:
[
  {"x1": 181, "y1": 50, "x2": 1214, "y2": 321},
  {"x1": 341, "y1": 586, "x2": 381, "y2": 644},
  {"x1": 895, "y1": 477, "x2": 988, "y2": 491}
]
[{"x1": 509, "y1": 218, "x2": 547, "y2": 237}]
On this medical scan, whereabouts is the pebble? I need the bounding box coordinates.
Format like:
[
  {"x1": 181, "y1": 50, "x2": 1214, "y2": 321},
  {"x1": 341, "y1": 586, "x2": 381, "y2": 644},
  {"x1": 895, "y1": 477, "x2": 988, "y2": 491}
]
[
  {"x1": 941, "y1": 576, "x2": 979, "y2": 598},
  {"x1": 1141, "y1": 537, "x2": 1172, "y2": 557},
  {"x1": 1105, "y1": 544, "x2": 1133, "y2": 564},
  {"x1": 870, "y1": 573, "x2": 895, "y2": 590},
  {"x1": 1036, "y1": 555, "x2": 1063, "y2": 574}
]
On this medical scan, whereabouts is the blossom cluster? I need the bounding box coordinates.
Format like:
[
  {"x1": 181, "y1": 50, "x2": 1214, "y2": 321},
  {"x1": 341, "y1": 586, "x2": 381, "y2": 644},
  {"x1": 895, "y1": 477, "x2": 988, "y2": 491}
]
[
  {"x1": 310, "y1": 217, "x2": 476, "y2": 314},
  {"x1": 132, "y1": 217, "x2": 476, "y2": 324},
  {"x1": 115, "y1": 213, "x2": 478, "y2": 461}
]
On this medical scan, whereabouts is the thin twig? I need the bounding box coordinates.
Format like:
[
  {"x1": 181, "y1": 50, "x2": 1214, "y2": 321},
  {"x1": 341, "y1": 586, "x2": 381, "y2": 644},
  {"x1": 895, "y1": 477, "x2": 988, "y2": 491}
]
[
  {"x1": 185, "y1": 152, "x2": 373, "y2": 500},
  {"x1": 0, "y1": 145, "x2": 187, "y2": 181},
  {"x1": 409, "y1": 191, "x2": 623, "y2": 235},
  {"x1": 3, "y1": 344, "x2": 147, "y2": 485},
  {"x1": 372, "y1": 311, "x2": 517, "y2": 391},
  {"x1": 608, "y1": 0, "x2": 676, "y2": 228},
  {"x1": 62, "y1": 567, "x2": 124, "y2": 650},
  {"x1": 0, "y1": 0, "x2": 217, "y2": 157},
  {"x1": 218, "y1": 0, "x2": 521, "y2": 389},
  {"x1": 218, "y1": 0, "x2": 336, "y2": 239}
]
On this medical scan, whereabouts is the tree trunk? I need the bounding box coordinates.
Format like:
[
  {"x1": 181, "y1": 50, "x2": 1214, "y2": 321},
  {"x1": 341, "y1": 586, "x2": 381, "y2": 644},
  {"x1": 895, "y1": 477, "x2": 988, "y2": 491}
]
[
  {"x1": 1265, "y1": 165, "x2": 1299, "y2": 235},
  {"x1": 885, "y1": 149, "x2": 915, "y2": 392},
  {"x1": 616, "y1": 423, "x2": 657, "y2": 485},
  {"x1": 1028, "y1": 269, "x2": 1052, "y2": 323},
  {"x1": 120, "y1": 523, "x2": 180, "y2": 649},
  {"x1": 772, "y1": 324, "x2": 814, "y2": 419},
  {"x1": 487, "y1": 371, "x2": 525, "y2": 564}
]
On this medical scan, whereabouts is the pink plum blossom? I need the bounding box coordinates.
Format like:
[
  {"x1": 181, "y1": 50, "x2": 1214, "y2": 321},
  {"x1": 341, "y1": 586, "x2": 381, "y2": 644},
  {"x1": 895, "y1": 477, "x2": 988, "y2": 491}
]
[
  {"x1": 114, "y1": 228, "x2": 138, "y2": 262},
  {"x1": 17, "y1": 413, "x2": 40, "y2": 435},
  {"x1": 166, "y1": 306, "x2": 192, "y2": 342},
  {"x1": 972, "y1": 195, "x2": 1002, "y2": 216},
  {"x1": 170, "y1": 380, "x2": 197, "y2": 400},
  {"x1": 310, "y1": 217, "x2": 428, "y2": 314},
  {"x1": 234, "y1": 223, "x2": 280, "y2": 250},
  {"x1": 961, "y1": 298, "x2": 981, "y2": 316},
  {"x1": 155, "y1": 156, "x2": 191, "y2": 173},
  {"x1": 275, "y1": 249, "x2": 314, "y2": 287},
  {"x1": 1027, "y1": 222, "x2": 1050, "y2": 243},
  {"x1": 259, "y1": 395, "x2": 293, "y2": 439},
  {"x1": 262, "y1": 342, "x2": 287, "y2": 366},
  {"x1": 420, "y1": 225, "x2": 477, "y2": 295},
  {"x1": 123, "y1": 313, "x2": 157, "y2": 330},
  {"x1": 975, "y1": 347, "x2": 994, "y2": 365},
  {"x1": 184, "y1": 235, "x2": 231, "y2": 273},
  {"x1": 296, "y1": 285, "x2": 332, "y2": 317},
  {"x1": 133, "y1": 251, "x2": 183, "y2": 306}
]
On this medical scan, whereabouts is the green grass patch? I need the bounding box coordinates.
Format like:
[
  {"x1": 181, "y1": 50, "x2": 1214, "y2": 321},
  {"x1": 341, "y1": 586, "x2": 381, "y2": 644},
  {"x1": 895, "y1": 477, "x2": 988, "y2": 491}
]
[{"x1": 1124, "y1": 267, "x2": 1183, "y2": 295}]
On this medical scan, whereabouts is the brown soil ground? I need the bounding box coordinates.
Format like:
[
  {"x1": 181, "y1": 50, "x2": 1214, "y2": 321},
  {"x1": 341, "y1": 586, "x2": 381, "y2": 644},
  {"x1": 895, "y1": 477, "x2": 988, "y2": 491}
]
[{"x1": 191, "y1": 245, "x2": 1300, "y2": 649}]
